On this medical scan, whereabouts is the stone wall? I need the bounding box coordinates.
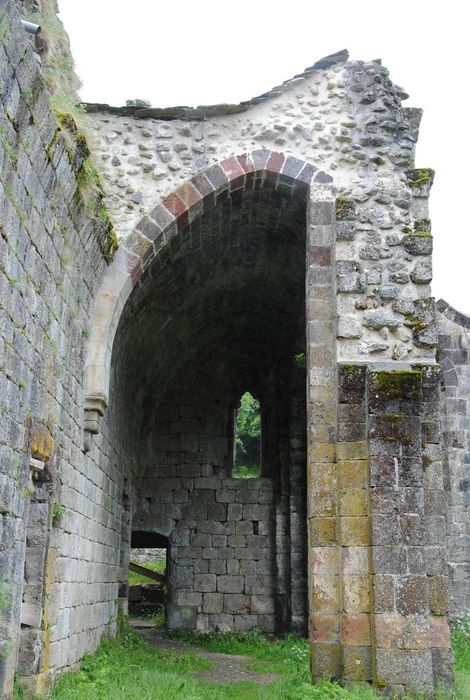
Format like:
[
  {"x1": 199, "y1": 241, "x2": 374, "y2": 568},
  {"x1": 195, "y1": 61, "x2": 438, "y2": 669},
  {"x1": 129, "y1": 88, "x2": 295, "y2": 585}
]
[
  {"x1": 86, "y1": 56, "x2": 436, "y2": 366},
  {"x1": 307, "y1": 364, "x2": 452, "y2": 693},
  {"x1": 125, "y1": 336, "x2": 307, "y2": 634},
  {"x1": 0, "y1": 2, "x2": 125, "y2": 696},
  {"x1": 437, "y1": 300, "x2": 470, "y2": 617}
]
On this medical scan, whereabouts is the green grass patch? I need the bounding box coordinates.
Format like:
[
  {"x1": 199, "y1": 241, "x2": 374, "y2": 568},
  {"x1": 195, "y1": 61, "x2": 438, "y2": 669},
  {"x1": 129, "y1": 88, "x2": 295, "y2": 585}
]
[
  {"x1": 18, "y1": 616, "x2": 470, "y2": 700},
  {"x1": 451, "y1": 614, "x2": 470, "y2": 700},
  {"x1": 232, "y1": 464, "x2": 261, "y2": 479},
  {"x1": 33, "y1": 625, "x2": 212, "y2": 700},
  {"x1": 168, "y1": 629, "x2": 310, "y2": 678},
  {"x1": 128, "y1": 559, "x2": 166, "y2": 584}
]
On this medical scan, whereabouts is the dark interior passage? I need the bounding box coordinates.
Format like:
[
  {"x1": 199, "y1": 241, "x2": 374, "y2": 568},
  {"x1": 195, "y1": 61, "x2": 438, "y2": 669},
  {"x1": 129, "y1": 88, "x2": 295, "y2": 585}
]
[{"x1": 109, "y1": 171, "x2": 309, "y2": 634}]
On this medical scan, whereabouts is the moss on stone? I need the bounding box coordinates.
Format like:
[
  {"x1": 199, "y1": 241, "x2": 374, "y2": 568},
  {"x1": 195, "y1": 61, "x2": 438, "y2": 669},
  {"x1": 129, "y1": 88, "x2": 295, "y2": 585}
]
[
  {"x1": 414, "y1": 218, "x2": 432, "y2": 233},
  {"x1": 0, "y1": 17, "x2": 10, "y2": 44},
  {"x1": 342, "y1": 364, "x2": 357, "y2": 376},
  {"x1": 335, "y1": 197, "x2": 354, "y2": 220},
  {"x1": 371, "y1": 369, "x2": 421, "y2": 401},
  {"x1": 381, "y1": 412, "x2": 407, "y2": 421},
  {"x1": 103, "y1": 223, "x2": 119, "y2": 262},
  {"x1": 408, "y1": 168, "x2": 435, "y2": 188}
]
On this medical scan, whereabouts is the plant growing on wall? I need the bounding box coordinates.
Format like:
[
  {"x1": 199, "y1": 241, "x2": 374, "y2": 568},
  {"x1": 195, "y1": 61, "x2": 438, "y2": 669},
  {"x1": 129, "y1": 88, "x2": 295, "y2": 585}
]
[{"x1": 52, "y1": 502, "x2": 65, "y2": 526}]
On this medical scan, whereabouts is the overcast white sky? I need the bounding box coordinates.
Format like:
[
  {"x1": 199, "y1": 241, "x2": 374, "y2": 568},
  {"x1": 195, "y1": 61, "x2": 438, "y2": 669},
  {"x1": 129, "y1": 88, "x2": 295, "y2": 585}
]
[{"x1": 58, "y1": 0, "x2": 469, "y2": 313}]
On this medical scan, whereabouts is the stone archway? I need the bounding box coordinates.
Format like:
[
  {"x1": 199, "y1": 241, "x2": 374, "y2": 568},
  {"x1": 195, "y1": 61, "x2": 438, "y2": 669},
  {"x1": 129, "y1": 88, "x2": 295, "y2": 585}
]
[
  {"x1": 83, "y1": 149, "x2": 336, "y2": 640},
  {"x1": 83, "y1": 149, "x2": 332, "y2": 444}
]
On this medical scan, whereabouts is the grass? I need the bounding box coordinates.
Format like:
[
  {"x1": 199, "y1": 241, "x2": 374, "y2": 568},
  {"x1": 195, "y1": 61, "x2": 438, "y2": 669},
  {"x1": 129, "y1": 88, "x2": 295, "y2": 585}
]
[
  {"x1": 128, "y1": 559, "x2": 166, "y2": 584},
  {"x1": 13, "y1": 616, "x2": 470, "y2": 700},
  {"x1": 168, "y1": 629, "x2": 311, "y2": 677},
  {"x1": 451, "y1": 614, "x2": 470, "y2": 700},
  {"x1": 232, "y1": 464, "x2": 260, "y2": 479}
]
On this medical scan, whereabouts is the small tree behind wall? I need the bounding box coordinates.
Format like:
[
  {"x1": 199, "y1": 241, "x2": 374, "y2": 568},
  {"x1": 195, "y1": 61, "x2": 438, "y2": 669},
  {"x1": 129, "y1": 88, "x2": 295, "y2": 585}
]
[{"x1": 233, "y1": 391, "x2": 261, "y2": 478}]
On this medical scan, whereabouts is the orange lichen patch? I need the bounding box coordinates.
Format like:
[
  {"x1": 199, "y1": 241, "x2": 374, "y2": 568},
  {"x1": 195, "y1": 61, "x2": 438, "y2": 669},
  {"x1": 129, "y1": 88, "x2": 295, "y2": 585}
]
[
  {"x1": 338, "y1": 459, "x2": 368, "y2": 489},
  {"x1": 341, "y1": 517, "x2": 370, "y2": 546},
  {"x1": 310, "y1": 443, "x2": 337, "y2": 464},
  {"x1": 340, "y1": 489, "x2": 368, "y2": 517},
  {"x1": 308, "y1": 462, "x2": 337, "y2": 491},
  {"x1": 30, "y1": 422, "x2": 54, "y2": 461}
]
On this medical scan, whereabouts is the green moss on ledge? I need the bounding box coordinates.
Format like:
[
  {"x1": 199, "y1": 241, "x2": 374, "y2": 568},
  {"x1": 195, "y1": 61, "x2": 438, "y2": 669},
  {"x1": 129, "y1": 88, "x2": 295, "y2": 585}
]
[
  {"x1": 407, "y1": 168, "x2": 435, "y2": 188},
  {"x1": 371, "y1": 369, "x2": 421, "y2": 401},
  {"x1": 414, "y1": 218, "x2": 432, "y2": 233},
  {"x1": 55, "y1": 114, "x2": 118, "y2": 263}
]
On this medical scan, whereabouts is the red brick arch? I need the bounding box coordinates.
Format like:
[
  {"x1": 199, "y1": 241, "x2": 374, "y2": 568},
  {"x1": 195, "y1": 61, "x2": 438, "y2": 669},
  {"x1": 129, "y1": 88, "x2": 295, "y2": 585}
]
[{"x1": 113, "y1": 150, "x2": 332, "y2": 286}]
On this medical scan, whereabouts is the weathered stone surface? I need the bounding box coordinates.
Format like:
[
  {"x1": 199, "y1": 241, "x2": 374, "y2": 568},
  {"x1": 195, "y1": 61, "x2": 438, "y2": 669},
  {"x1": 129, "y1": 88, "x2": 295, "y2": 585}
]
[
  {"x1": 402, "y1": 234, "x2": 433, "y2": 256},
  {"x1": 363, "y1": 308, "x2": 402, "y2": 329},
  {"x1": 337, "y1": 316, "x2": 363, "y2": 339},
  {"x1": 410, "y1": 258, "x2": 432, "y2": 284}
]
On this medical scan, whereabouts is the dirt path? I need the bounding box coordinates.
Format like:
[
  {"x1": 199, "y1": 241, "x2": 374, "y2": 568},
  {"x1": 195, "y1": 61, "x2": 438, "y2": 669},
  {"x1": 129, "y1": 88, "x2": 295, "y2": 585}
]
[{"x1": 132, "y1": 620, "x2": 281, "y2": 685}]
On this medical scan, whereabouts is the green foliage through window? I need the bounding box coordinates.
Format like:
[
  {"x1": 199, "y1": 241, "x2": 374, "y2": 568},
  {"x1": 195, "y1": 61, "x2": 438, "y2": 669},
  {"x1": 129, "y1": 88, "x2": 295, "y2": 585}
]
[{"x1": 233, "y1": 392, "x2": 261, "y2": 478}]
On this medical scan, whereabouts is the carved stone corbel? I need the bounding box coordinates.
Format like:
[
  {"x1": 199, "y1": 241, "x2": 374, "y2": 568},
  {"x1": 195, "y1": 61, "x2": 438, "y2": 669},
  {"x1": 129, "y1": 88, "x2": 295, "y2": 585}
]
[{"x1": 83, "y1": 394, "x2": 107, "y2": 452}]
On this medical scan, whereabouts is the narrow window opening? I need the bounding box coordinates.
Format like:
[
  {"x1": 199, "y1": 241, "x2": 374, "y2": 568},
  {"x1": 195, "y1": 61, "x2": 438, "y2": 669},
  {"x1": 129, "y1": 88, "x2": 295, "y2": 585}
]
[{"x1": 233, "y1": 391, "x2": 261, "y2": 478}]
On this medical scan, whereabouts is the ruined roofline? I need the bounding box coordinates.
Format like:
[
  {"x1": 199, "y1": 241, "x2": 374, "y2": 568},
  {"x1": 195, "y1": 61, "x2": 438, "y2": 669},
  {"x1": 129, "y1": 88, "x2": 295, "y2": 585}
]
[{"x1": 83, "y1": 48, "x2": 362, "y2": 121}]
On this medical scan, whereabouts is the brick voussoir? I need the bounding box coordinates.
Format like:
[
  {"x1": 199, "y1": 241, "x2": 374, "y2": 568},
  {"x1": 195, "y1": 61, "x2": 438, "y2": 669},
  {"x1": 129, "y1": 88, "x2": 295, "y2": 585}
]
[
  {"x1": 221, "y1": 156, "x2": 246, "y2": 181},
  {"x1": 237, "y1": 153, "x2": 255, "y2": 173},
  {"x1": 149, "y1": 204, "x2": 177, "y2": 231},
  {"x1": 162, "y1": 191, "x2": 187, "y2": 217},
  {"x1": 266, "y1": 151, "x2": 285, "y2": 173},
  {"x1": 113, "y1": 246, "x2": 143, "y2": 285},
  {"x1": 314, "y1": 170, "x2": 334, "y2": 184},
  {"x1": 281, "y1": 155, "x2": 305, "y2": 180},
  {"x1": 190, "y1": 173, "x2": 216, "y2": 198},
  {"x1": 175, "y1": 210, "x2": 189, "y2": 231},
  {"x1": 297, "y1": 161, "x2": 318, "y2": 184},
  {"x1": 251, "y1": 149, "x2": 271, "y2": 171},
  {"x1": 205, "y1": 163, "x2": 229, "y2": 190},
  {"x1": 174, "y1": 182, "x2": 202, "y2": 209}
]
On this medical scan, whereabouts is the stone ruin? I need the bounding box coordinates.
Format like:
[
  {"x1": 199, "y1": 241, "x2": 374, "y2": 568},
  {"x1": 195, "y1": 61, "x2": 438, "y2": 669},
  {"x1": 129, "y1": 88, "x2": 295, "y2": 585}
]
[{"x1": 0, "y1": 0, "x2": 469, "y2": 697}]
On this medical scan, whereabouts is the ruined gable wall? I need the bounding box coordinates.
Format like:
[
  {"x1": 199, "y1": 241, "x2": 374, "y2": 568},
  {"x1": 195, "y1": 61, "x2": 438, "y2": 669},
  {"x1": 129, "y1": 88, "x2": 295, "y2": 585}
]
[{"x1": 87, "y1": 60, "x2": 436, "y2": 365}]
